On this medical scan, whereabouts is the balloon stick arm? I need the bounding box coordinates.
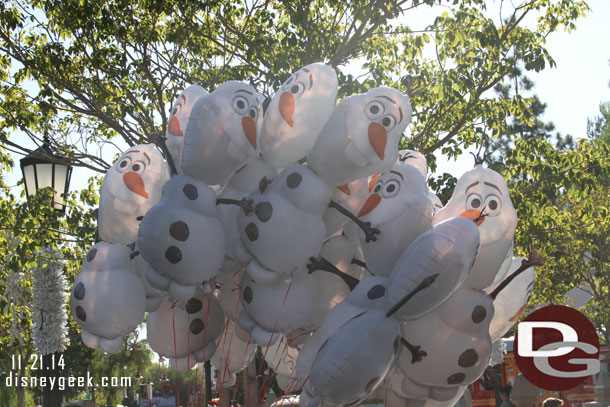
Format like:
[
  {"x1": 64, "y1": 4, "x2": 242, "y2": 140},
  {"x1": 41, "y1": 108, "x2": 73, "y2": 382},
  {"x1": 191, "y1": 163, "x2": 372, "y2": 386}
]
[
  {"x1": 385, "y1": 274, "x2": 439, "y2": 318},
  {"x1": 350, "y1": 258, "x2": 370, "y2": 273},
  {"x1": 489, "y1": 250, "x2": 542, "y2": 300},
  {"x1": 216, "y1": 198, "x2": 254, "y2": 215},
  {"x1": 149, "y1": 131, "x2": 178, "y2": 177},
  {"x1": 130, "y1": 250, "x2": 140, "y2": 260},
  {"x1": 307, "y1": 256, "x2": 359, "y2": 291},
  {"x1": 400, "y1": 337, "x2": 427, "y2": 363},
  {"x1": 328, "y1": 200, "x2": 380, "y2": 242}
]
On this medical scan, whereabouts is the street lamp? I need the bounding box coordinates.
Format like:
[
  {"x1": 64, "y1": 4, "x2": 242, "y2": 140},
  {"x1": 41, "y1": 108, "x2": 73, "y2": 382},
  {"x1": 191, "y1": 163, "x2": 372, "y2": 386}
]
[{"x1": 20, "y1": 140, "x2": 73, "y2": 212}]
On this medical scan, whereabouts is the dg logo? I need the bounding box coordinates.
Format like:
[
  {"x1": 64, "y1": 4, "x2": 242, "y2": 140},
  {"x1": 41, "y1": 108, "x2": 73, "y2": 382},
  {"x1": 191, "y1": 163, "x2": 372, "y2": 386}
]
[{"x1": 514, "y1": 305, "x2": 600, "y2": 391}]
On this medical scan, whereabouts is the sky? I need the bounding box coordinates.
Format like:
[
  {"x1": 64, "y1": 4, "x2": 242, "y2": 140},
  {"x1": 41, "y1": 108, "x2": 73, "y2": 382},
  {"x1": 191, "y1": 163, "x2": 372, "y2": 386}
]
[{"x1": 5, "y1": 0, "x2": 610, "y2": 191}]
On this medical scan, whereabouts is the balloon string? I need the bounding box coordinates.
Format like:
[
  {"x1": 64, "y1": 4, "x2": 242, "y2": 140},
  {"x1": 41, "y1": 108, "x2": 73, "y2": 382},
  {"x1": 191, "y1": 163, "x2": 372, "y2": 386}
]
[{"x1": 171, "y1": 302, "x2": 180, "y2": 407}]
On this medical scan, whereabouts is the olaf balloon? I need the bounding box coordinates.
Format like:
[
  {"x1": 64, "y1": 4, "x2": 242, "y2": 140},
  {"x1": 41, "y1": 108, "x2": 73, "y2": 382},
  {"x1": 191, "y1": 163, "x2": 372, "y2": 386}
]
[
  {"x1": 166, "y1": 84, "x2": 209, "y2": 172},
  {"x1": 433, "y1": 166, "x2": 517, "y2": 290},
  {"x1": 98, "y1": 144, "x2": 169, "y2": 244},
  {"x1": 182, "y1": 81, "x2": 263, "y2": 185},
  {"x1": 71, "y1": 242, "x2": 146, "y2": 354},
  {"x1": 357, "y1": 160, "x2": 432, "y2": 276},
  {"x1": 131, "y1": 247, "x2": 165, "y2": 312},
  {"x1": 260, "y1": 63, "x2": 338, "y2": 168},
  {"x1": 138, "y1": 175, "x2": 226, "y2": 302},
  {"x1": 398, "y1": 149, "x2": 428, "y2": 179},
  {"x1": 308, "y1": 86, "x2": 412, "y2": 186},
  {"x1": 212, "y1": 319, "x2": 257, "y2": 388},
  {"x1": 147, "y1": 287, "x2": 225, "y2": 372},
  {"x1": 233, "y1": 164, "x2": 332, "y2": 283}
]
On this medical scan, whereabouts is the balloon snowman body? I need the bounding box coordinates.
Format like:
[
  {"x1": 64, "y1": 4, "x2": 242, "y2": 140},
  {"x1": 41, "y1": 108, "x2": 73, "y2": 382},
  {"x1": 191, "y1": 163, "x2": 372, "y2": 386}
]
[
  {"x1": 234, "y1": 164, "x2": 332, "y2": 283},
  {"x1": 147, "y1": 287, "x2": 225, "y2": 372},
  {"x1": 70, "y1": 242, "x2": 146, "y2": 354},
  {"x1": 433, "y1": 166, "x2": 517, "y2": 290},
  {"x1": 98, "y1": 144, "x2": 169, "y2": 244},
  {"x1": 357, "y1": 159, "x2": 432, "y2": 276},
  {"x1": 166, "y1": 84, "x2": 209, "y2": 173},
  {"x1": 138, "y1": 175, "x2": 225, "y2": 302},
  {"x1": 260, "y1": 62, "x2": 339, "y2": 169},
  {"x1": 308, "y1": 87, "x2": 413, "y2": 186},
  {"x1": 237, "y1": 236, "x2": 355, "y2": 346},
  {"x1": 182, "y1": 81, "x2": 263, "y2": 185}
]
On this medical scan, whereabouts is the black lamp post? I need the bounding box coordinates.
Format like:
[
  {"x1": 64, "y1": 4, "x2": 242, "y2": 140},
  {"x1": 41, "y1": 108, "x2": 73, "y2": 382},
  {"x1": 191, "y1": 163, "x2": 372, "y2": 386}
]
[{"x1": 20, "y1": 140, "x2": 73, "y2": 212}]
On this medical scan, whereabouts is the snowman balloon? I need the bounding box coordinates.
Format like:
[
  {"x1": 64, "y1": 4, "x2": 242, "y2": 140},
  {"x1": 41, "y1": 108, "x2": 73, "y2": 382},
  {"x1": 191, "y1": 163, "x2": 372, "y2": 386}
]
[
  {"x1": 98, "y1": 144, "x2": 169, "y2": 244},
  {"x1": 433, "y1": 166, "x2": 517, "y2": 290}
]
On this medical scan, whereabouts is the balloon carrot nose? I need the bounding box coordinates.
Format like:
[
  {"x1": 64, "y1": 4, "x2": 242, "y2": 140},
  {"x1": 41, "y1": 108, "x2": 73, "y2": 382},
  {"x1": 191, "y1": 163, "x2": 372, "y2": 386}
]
[
  {"x1": 358, "y1": 193, "x2": 381, "y2": 217},
  {"x1": 368, "y1": 122, "x2": 387, "y2": 160},
  {"x1": 337, "y1": 184, "x2": 351, "y2": 195},
  {"x1": 459, "y1": 209, "x2": 485, "y2": 226},
  {"x1": 279, "y1": 91, "x2": 295, "y2": 127},
  {"x1": 242, "y1": 116, "x2": 257, "y2": 149},
  {"x1": 168, "y1": 116, "x2": 182, "y2": 137},
  {"x1": 123, "y1": 172, "x2": 149, "y2": 199}
]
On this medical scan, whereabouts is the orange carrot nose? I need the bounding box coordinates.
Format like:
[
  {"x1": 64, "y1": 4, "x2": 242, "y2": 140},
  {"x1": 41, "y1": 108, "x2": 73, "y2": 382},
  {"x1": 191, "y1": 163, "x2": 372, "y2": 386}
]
[
  {"x1": 459, "y1": 209, "x2": 485, "y2": 226},
  {"x1": 279, "y1": 91, "x2": 295, "y2": 127},
  {"x1": 123, "y1": 172, "x2": 149, "y2": 199},
  {"x1": 242, "y1": 116, "x2": 257, "y2": 149},
  {"x1": 337, "y1": 183, "x2": 351, "y2": 195},
  {"x1": 368, "y1": 174, "x2": 380, "y2": 192},
  {"x1": 358, "y1": 194, "x2": 382, "y2": 218},
  {"x1": 368, "y1": 122, "x2": 387, "y2": 160},
  {"x1": 168, "y1": 116, "x2": 183, "y2": 137}
]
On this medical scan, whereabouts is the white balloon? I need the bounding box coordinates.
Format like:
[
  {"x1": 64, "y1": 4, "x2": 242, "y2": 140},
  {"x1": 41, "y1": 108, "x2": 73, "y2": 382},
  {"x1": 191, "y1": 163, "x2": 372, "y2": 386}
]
[
  {"x1": 147, "y1": 287, "x2": 225, "y2": 372},
  {"x1": 386, "y1": 216, "x2": 480, "y2": 321},
  {"x1": 397, "y1": 286, "x2": 493, "y2": 401},
  {"x1": 428, "y1": 192, "x2": 443, "y2": 216},
  {"x1": 308, "y1": 87, "x2": 412, "y2": 186},
  {"x1": 71, "y1": 242, "x2": 146, "y2": 354},
  {"x1": 182, "y1": 81, "x2": 263, "y2": 185},
  {"x1": 166, "y1": 84, "x2": 209, "y2": 172},
  {"x1": 320, "y1": 234, "x2": 366, "y2": 280},
  {"x1": 212, "y1": 319, "x2": 257, "y2": 388},
  {"x1": 358, "y1": 161, "x2": 432, "y2": 276},
  {"x1": 234, "y1": 164, "x2": 332, "y2": 283},
  {"x1": 488, "y1": 257, "x2": 535, "y2": 342},
  {"x1": 260, "y1": 63, "x2": 338, "y2": 169},
  {"x1": 98, "y1": 144, "x2": 169, "y2": 244},
  {"x1": 433, "y1": 166, "x2": 517, "y2": 289},
  {"x1": 138, "y1": 175, "x2": 225, "y2": 302}
]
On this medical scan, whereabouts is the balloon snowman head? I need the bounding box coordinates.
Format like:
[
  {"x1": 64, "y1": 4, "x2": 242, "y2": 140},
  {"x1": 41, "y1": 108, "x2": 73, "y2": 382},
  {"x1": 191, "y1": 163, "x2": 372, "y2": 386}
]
[
  {"x1": 357, "y1": 159, "x2": 433, "y2": 276},
  {"x1": 233, "y1": 164, "x2": 332, "y2": 283},
  {"x1": 98, "y1": 144, "x2": 169, "y2": 244},
  {"x1": 308, "y1": 86, "x2": 413, "y2": 186},
  {"x1": 71, "y1": 242, "x2": 146, "y2": 354},
  {"x1": 182, "y1": 81, "x2": 263, "y2": 185},
  {"x1": 147, "y1": 286, "x2": 225, "y2": 372},
  {"x1": 138, "y1": 175, "x2": 226, "y2": 302},
  {"x1": 166, "y1": 84, "x2": 209, "y2": 172},
  {"x1": 260, "y1": 62, "x2": 338, "y2": 169},
  {"x1": 433, "y1": 166, "x2": 517, "y2": 290}
]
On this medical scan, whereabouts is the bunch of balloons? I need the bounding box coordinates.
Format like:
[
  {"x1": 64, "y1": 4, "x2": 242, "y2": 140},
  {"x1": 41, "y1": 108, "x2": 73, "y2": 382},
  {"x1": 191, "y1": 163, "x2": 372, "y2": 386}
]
[{"x1": 70, "y1": 62, "x2": 539, "y2": 406}]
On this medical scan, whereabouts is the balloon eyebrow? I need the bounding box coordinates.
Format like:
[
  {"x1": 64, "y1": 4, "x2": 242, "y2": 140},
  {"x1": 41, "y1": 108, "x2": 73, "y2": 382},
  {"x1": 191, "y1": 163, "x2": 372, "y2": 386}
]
[
  {"x1": 484, "y1": 181, "x2": 502, "y2": 195},
  {"x1": 236, "y1": 89, "x2": 253, "y2": 95},
  {"x1": 390, "y1": 170, "x2": 404, "y2": 180},
  {"x1": 302, "y1": 68, "x2": 310, "y2": 73},
  {"x1": 465, "y1": 181, "x2": 480, "y2": 193},
  {"x1": 143, "y1": 152, "x2": 151, "y2": 164},
  {"x1": 126, "y1": 150, "x2": 140, "y2": 154},
  {"x1": 375, "y1": 95, "x2": 396, "y2": 104},
  {"x1": 398, "y1": 107, "x2": 403, "y2": 122},
  {"x1": 308, "y1": 74, "x2": 314, "y2": 90}
]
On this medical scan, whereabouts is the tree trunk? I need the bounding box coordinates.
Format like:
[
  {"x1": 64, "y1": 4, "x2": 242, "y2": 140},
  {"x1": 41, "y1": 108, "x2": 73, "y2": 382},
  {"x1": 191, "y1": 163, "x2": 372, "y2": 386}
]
[
  {"x1": 16, "y1": 384, "x2": 26, "y2": 407},
  {"x1": 244, "y1": 360, "x2": 259, "y2": 407}
]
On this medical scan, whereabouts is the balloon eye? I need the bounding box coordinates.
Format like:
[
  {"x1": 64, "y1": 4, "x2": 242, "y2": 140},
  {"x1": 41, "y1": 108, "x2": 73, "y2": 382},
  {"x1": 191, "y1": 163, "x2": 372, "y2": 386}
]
[
  {"x1": 466, "y1": 194, "x2": 483, "y2": 210},
  {"x1": 117, "y1": 157, "x2": 132, "y2": 173},
  {"x1": 488, "y1": 200, "x2": 497, "y2": 210},
  {"x1": 171, "y1": 103, "x2": 183, "y2": 117},
  {"x1": 365, "y1": 101, "x2": 384, "y2": 119},
  {"x1": 472, "y1": 199, "x2": 481, "y2": 208},
  {"x1": 382, "y1": 180, "x2": 400, "y2": 198},
  {"x1": 373, "y1": 183, "x2": 382, "y2": 193},
  {"x1": 131, "y1": 161, "x2": 146, "y2": 175},
  {"x1": 381, "y1": 115, "x2": 396, "y2": 131},
  {"x1": 249, "y1": 108, "x2": 257, "y2": 119},
  {"x1": 284, "y1": 75, "x2": 295, "y2": 86},
  {"x1": 232, "y1": 96, "x2": 249, "y2": 114},
  {"x1": 289, "y1": 83, "x2": 305, "y2": 97},
  {"x1": 484, "y1": 194, "x2": 502, "y2": 216}
]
